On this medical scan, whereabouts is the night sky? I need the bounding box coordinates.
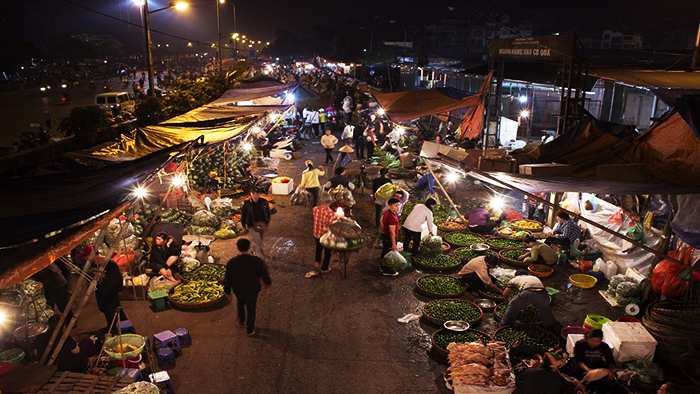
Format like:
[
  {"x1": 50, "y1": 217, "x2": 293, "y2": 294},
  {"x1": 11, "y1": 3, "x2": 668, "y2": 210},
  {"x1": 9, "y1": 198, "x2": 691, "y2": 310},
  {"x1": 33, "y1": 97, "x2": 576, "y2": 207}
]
[{"x1": 1, "y1": 0, "x2": 696, "y2": 51}]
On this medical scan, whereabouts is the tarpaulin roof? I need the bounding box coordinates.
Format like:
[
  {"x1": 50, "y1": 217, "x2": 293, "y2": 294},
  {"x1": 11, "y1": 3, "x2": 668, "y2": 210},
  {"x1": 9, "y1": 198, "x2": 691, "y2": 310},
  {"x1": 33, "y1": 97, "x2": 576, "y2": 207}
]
[
  {"x1": 372, "y1": 88, "x2": 481, "y2": 122},
  {"x1": 162, "y1": 105, "x2": 290, "y2": 124},
  {"x1": 210, "y1": 84, "x2": 295, "y2": 106},
  {"x1": 590, "y1": 69, "x2": 700, "y2": 89},
  {"x1": 0, "y1": 142, "x2": 188, "y2": 248},
  {"x1": 79, "y1": 115, "x2": 259, "y2": 161}
]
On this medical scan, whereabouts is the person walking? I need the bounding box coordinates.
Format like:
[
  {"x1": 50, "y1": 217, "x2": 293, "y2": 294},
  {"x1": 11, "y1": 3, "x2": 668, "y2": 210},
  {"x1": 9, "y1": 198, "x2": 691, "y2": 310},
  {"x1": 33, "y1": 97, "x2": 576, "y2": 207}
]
[
  {"x1": 310, "y1": 107, "x2": 321, "y2": 138},
  {"x1": 321, "y1": 129, "x2": 338, "y2": 164},
  {"x1": 300, "y1": 160, "x2": 325, "y2": 207},
  {"x1": 364, "y1": 121, "x2": 377, "y2": 161},
  {"x1": 401, "y1": 198, "x2": 437, "y2": 256},
  {"x1": 380, "y1": 198, "x2": 402, "y2": 277},
  {"x1": 305, "y1": 199, "x2": 336, "y2": 278},
  {"x1": 372, "y1": 168, "x2": 393, "y2": 227},
  {"x1": 353, "y1": 121, "x2": 365, "y2": 160},
  {"x1": 241, "y1": 188, "x2": 272, "y2": 259},
  {"x1": 341, "y1": 122, "x2": 355, "y2": 143},
  {"x1": 335, "y1": 145, "x2": 353, "y2": 171},
  {"x1": 318, "y1": 108, "x2": 327, "y2": 133},
  {"x1": 44, "y1": 111, "x2": 52, "y2": 130},
  {"x1": 222, "y1": 238, "x2": 272, "y2": 337},
  {"x1": 342, "y1": 92, "x2": 353, "y2": 124}
]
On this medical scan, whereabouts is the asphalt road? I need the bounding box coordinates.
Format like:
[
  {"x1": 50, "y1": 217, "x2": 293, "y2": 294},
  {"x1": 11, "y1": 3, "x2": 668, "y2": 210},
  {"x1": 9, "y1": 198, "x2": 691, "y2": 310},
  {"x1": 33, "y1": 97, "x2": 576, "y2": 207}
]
[{"x1": 0, "y1": 77, "x2": 133, "y2": 147}]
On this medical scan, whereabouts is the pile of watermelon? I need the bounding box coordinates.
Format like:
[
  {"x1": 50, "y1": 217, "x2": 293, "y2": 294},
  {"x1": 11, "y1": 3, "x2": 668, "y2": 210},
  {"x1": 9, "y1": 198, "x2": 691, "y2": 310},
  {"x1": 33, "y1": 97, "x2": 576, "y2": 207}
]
[{"x1": 179, "y1": 144, "x2": 253, "y2": 191}]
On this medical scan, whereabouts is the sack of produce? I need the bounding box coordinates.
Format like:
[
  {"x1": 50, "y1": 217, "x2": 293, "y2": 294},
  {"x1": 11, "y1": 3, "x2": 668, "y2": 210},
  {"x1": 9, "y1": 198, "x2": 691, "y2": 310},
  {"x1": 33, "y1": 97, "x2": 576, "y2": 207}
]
[
  {"x1": 192, "y1": 210, "x2": 221, "y2": 228},
  {"x1": 210, "y1": 197, "x2": 234, "y2": 218},
  {"x1": 180, "y1": 257, "x2": 200, "y2": 273},
  {"x1": 330, "y1": 218, "x2": 363, "y2": 239},
  {"x1": 188, "y1": 225, "x2": 216, "y2": 236},
  {"x1": 114, "y1": 382, "x2": 160, "y2": 394},
  {"x1": 375, "y1": 183, "x2": 397, "y2": 201},
  {"x1": 419, "y1": 235, "x2": 443, "y2": 256},
  {"x1": 615, "y1": 280, "x2": 640, "y2": 298},
  {"x1": 214, "y1": 227, "x2": 236, "y2": 239},
  {"x1": 106, "y1": 218, "x2": 135, "y2": 246},
  {"x1": 148, "y1": 275, "x2": 177, "y2": 292},
  {"x1": 319, "y1": 230, "x2": 348, "y2": 249},
  {"x1": 291, "y1": 186, "x2": 312, "y2": 207},
  {"x1": 381, "y1": 250, "x2": 408, "y2": 270},
  {"x1": 219, "y1": 219, "x2": 239, "y2": 232},
  {"x1": 116, "y1": 235, "x2": 140, "y2": 252},
  {"x1": 607, "y1": 274, "x2": 627, "y2": 296}
]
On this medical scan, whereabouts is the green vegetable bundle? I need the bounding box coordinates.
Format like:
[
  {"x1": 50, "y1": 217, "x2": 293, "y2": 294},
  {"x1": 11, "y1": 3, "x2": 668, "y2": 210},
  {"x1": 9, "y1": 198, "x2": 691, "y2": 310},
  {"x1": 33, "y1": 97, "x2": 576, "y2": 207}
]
[
  {"x1": 414, "y1": 254, "x2": 460, "y2": 268},
  {"x1": 181, "y1": 263, "x2": 225, "y2": 282},
  {"x1": 424, "y1": 299, "x2": 481, "y2": 323},
  {"x1": 495, "y1": 303, "x2": 541, "y2": 324},
  {"x1": 454, "y1": 247, "x2": 479, "y2": 262},
  {"x1": 170, "y1": 280, "x2": 224, "y2": 304},
  {"x1": 487, "y1": 238, "x2": 526, "y2": 249},
  {"x1": 419, "y1": 235, "x2": 444, "y2": 256},
  {"x1": 433, "y1": 330, "x2": 491, "y2": 350},
  {"x1": 445, "y1": 233, "x2": 484, "y2": 247},
  {"x1": 417, "y1": 275, "x2": 465, "y2": 295},
  {"x1": 495, "y1": 326, "x2": 559, "y2": 349}
]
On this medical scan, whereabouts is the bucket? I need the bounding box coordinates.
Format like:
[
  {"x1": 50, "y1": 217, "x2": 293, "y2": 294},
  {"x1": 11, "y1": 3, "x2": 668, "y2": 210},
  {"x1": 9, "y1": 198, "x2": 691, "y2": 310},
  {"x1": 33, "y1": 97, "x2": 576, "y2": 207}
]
[
  {"x1": 116, "y1": 354, "x2": 142, "y2": 368},
  {"x1": 616, "y1": 317, "x2": 641, "y2": 323},
  {"x1": 583, "y1": 314, "x2": 611, "y2": 330}
]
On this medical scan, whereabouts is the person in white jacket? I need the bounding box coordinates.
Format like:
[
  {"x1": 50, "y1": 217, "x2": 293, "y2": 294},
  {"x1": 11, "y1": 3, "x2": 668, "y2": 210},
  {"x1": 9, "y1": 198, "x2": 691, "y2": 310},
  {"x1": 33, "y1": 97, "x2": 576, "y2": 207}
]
[{"x1": 401, "y1": 197, "x2": 437, "y2": 255}]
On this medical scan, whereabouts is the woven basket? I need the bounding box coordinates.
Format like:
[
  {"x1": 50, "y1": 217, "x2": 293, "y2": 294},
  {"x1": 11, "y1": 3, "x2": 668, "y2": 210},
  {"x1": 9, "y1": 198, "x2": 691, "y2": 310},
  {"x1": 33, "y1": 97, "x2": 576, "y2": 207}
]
[
  {"x1": 422, "y1": 299, "x2": 483, "y2": 327},
  {"x1": 486, "y1": 237, "x2": 526, "y2": 251},
  {"x1": 528, "y1": 264, "x2": 554, "y2": 278},
  {"x1": 412, "y1": 254, "x2": 462, "y2": 272},
  {"x1": 496, "y1": 227, "x2": 532, "y2": 241},
  {"x1": 498, "y1": 248, "x2": 530, "y2": 267},
  {"x1": 444, "y1": 233, "x2": 485, "y2": 249},
  {"x1": 415, "y1": 274, "x2": 467, "y2": 299},
  {"x1": 493, "y1": 302, "x2": 542, "y2": 326},
  {"x1": 509, "y1": 219, "x2": 544, "y2": 232},
  {"x1": 329, "y1": 218, "x2": 363, "y2": 238},
  {"x1": 494, "y1": 325, "x2": 561, "y2": 349},
  {"x1": 436, "y1": 221, "x2": 467, "y2": 233},
  {"x1": 431, "y1": 328, "x2": 494, "y2": 358},
  {"x1": 477, "y1": 289, "x2": 506, "y2": 303}
]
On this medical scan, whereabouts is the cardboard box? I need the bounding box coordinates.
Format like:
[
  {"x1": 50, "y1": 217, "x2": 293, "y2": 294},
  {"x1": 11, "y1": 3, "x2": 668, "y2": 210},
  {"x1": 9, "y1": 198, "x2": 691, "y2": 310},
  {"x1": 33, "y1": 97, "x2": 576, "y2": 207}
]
[
  {"x1": 519, "y1": 163, "x2": 573, "y2": 177},
  {"x1": 478, "y1": 156, "x2": 517, "y2": 173},
  {"x1": 271, "y1": 178, "x2": 294, "y2": 195},
  {"x1": 596, "y1": 164, "x2": 647, "y2": 183},
  {"x1": 602, "y1": 322, "x2": 657, "y2": 363}
]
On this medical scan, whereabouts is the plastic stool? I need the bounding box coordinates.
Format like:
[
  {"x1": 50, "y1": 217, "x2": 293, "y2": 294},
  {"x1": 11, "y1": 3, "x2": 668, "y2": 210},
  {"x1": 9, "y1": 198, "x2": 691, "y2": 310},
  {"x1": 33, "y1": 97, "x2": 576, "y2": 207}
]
[
  {"x1": 148, "y1": 290, "x2": 169, "y2": 312},
  {"x1": 153, "y1": 330, "x2": 181, "y2": 353},
  {"x1": 149, "y1": 371, "x2": 175, "y2": 394},
  {"x1": 157, "y1": 347, "x2": 176, "y2": 368},
  {"x1": 118, "y1": 320, "x2": 136, "y2": 335},
  {"x1": 117, "y1": 367, "x2": 143, "y2": 382},
  {"x1": 174, "y1": 328, "x2": 191, "y2": 347}
]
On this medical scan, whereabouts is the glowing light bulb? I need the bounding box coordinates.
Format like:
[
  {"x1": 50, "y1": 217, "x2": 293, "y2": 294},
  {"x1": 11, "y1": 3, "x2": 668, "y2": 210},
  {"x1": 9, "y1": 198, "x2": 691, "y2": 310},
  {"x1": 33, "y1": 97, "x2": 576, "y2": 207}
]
[
  {"x1": 242, "y1": 142, "x2": 253, "y2": 151},
  {"x1": 133, "y1": 185, "x2": 148, "y2": 199}
]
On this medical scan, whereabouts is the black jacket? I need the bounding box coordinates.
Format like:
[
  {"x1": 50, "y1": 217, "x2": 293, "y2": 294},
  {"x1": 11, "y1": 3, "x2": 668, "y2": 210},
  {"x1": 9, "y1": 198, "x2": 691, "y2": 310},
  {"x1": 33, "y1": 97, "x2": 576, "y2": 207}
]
[
  {"x1": 150, "y1": 242, "x2": 179, "y2": 272},
  {"x1": 330, "y1": 175, "x2": 352, "y2": 189},
  {"x1": 222, "y1": 254, "x2": 271, "y2": 296},
  {"x1": 372, "y1": 176, "x2": 392, "y2": 194},
  {"x1": 95, "y1": 260, "x2": 123, "y2": 300},
  {"x1": 241, "y1": 198, "x2": 271, "y2": 228}
]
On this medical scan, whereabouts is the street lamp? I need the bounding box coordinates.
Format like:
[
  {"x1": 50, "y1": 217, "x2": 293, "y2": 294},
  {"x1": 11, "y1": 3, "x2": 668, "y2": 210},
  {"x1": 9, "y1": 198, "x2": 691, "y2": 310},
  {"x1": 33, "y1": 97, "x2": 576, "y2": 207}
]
[
  {"x1": 142, "y1": 1, "x2": 188, "y2": 96},
  {"x1": 389, "y1": 19, "x2": 408, "y2": 57},
  {"x1": 359, "y1": 27, "x2": 373, "y2": 53}
]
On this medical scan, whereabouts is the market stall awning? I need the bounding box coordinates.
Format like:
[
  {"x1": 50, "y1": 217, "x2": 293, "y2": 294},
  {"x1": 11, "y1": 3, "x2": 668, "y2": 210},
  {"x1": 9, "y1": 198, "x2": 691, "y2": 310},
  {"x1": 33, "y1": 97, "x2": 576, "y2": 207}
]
[
  {"x1": 162, "y1": 105, "x2": 290, "y2": 124},
  {"x1": 372, "y1": 88, "x2": 481, "y2": 122},
  {"x1": 210, "y1": 84, "x2": 295, "y2": 106},
  {"x1": 0, "y1": 142, "x2": 188, "y2": 248},
  {"x1": 590, "y1": 69, "x2": 700, "y2": 89},
  {"x1": 81, "y1": 115, "x2": 260, "y2": 160}
]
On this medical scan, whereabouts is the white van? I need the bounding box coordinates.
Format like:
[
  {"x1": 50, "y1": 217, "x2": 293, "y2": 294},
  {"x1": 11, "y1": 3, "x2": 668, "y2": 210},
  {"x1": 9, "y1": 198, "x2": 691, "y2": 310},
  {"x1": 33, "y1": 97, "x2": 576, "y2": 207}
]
[{"x1": 95, "y1": 92, "x2": 135, "y2": 113}]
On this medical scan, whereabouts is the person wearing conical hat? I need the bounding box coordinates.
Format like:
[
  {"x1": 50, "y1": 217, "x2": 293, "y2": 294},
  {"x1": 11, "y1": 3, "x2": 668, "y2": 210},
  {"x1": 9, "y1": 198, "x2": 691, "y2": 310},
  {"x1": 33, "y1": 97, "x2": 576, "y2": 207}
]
[{"x1": 335, "y1": 145, "x2": 353, "y2": 170}]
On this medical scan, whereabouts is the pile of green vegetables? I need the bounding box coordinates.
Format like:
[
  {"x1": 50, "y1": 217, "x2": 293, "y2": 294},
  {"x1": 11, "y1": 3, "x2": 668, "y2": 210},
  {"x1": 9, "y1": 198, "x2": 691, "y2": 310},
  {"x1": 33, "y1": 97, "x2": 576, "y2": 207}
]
[
  {"x1": 495, "y1": 326, "x2": 559, "y2": 349},
  {"x1": 181, "y1": 263, "x2": 225, "y2": 282},
  {"x1": 417, "y1": 276, "x2": 465, "y2": 295},
  {"x1": 170, "y1": 280, "x2": 224, "y2": 304},
  {"x1": 445, "y1": 233, "x2": 484, "y2": 246},
  {"x1": 415, "y1": 254, "x2": 460, "y2": 268},
  {"x1": 401, "y1": 201, "x2": 452, "y2": 224},
  {"x1": 373, "y1": 149, "x2": 401, "y2": 169},
  {"x1": 433, "y1": 330, "x2": 491, "y2": 349},
  {"x1": 480, "y1": 287, "x2": 505, "y2": 299},
  {"x1": 501, "y1": 249, "x2": 527, "y2": 261},
  {"x1": 424, "y1": 299, "x2": 481, "y2": 323},
  {"x1": 454, "y1": 247, "x2": 480, "y2": 261},
  {"x1": 487, "y1": 238, "x2": 526, "y2": 249},
  {"x1": 133, "y1": 204, "x2": 192, "y2": 237},
  {"x1": 495, "y1": 303, "x2": 541, "y2": 324},
  {"x1": 530, "y1": 267, "x2": 550, "y2": 274}
]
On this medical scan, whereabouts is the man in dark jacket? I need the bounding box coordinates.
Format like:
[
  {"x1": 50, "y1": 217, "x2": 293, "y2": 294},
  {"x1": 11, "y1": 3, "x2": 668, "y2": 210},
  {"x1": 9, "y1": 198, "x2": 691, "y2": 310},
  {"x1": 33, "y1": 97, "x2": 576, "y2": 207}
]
[
  {"x1": 352, "y1": 121, "x2": 365, "y2": 159},
  {"x1": 240, "y1": 188, "x2": 271, "y2": 259},
  {"x1": 222, "y1": 238, "x2": 272, "y2": 337},
  {"x1": 33, "y1": 264, "x2": 72, "y2": 319},
  {"x1": 79, "y1": 246, "x2": 126, "y2": 333}
]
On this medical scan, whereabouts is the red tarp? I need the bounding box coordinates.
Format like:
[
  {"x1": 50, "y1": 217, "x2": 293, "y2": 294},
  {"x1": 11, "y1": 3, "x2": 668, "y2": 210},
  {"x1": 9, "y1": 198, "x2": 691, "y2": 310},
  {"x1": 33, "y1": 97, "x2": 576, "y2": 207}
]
[
  {"x1": 372, "y1": 89, "x2": 481, "y2": 122},
  {"x1": 460, "y1": 71, "x2": 492, "y2": 139}
]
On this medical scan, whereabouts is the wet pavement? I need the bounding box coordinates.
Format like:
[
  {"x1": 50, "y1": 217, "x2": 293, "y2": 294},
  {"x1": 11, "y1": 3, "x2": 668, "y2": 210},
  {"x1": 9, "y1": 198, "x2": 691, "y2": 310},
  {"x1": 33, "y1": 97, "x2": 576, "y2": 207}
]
[{"x1": 71, "y1": 125, "x2": 623, "y2": 394}]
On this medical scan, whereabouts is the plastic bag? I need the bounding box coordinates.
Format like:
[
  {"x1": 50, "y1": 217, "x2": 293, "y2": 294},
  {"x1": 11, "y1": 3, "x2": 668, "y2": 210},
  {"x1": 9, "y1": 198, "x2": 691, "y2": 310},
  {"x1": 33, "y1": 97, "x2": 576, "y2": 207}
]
[
  {"x1": 214, "y1": 227, "x2": 236, "y2": 239},
  {"x1": 319, "y1": 230, "x2": 348, "y2": 249},
  {"x1": 210, "y1": 197, "x2": 234, "y2": 217},
  {"x1": 375, "y1": 183, "x2": 397, "y2": 201},
  {"x1": 192, "y1": 210, "x2": 221, "y2": 228},
  {"x1": 615, "y1": 280, "x2": 640, "y2": 298},
  {"x1": 187, "y1": 225, "x2": 216, "y2": 236},
  {"x1": 329, "y1": 218, "x2": 363, "y2": 238},
  {"x1": 382, "y1": 250, "x2": 408, "y2": 269},
  {"x1": 114, "y1": 381, "x2": 160, "y2": 394},
  {"x1": 291, "y1": 186, "x2": 311, "y2": 207},
  {"x1": 180, "y1": 257, "x2": 200, "y2": 273},
  {"x1": 419, "y1": 235, "x2": 443, "y2": 256},
  {"x1": 106, "y1": 218, "x2": 135, "y2": 246},
  {"x1": 148, "y1": 275, "x2": 177, "y2": 292},
  {"x1": 652, "y1": 247, "x2": 691, "y2": 298}
]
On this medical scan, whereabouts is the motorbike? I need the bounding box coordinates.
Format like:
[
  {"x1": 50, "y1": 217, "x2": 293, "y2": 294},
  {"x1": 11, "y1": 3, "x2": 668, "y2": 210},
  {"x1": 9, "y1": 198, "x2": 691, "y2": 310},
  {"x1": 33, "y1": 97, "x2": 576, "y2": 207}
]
[{"x1": 60, "y1": 93, "x2": 71, "y2": 104}]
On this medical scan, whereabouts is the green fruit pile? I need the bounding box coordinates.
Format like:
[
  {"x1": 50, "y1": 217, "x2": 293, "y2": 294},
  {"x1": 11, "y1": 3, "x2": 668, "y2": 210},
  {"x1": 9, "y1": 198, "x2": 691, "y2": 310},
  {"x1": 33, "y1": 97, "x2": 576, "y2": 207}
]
[
  {"x1": 495, "y1": 303, "x2": 541, "y2": 324},
  {"x1": 445, "y1": 233, "x2": 484, "y2": 246},
  {"x1": 170, "y1": 280, "x2": 224, "y2": 304},
  {"x1": 454, "y1": 248, "x2": 479, "y2": 261},
  {"x1": 501, "y1": 249, "x2": 527, "y2": 261},
  {"x1": 481, "y1": 287, "x2": 505, "y2": 298},
  {"x1": 133, "y1": 203, "x2": 192, "y2": 237},
  {"x1": 424, "y1": 299, "x2": 481, "y2": 323},
  {"x1": 433, "y1": 330, "x2": 491, "y2": 349},
  {"x1": 415, "y1": 254, "x2": 460, "y2": 268},
  {"x1": 417, "y1": 276, "x2": 465, "y2": 295},
  {"x1": 487, "y1": 238, "x2": 526, "y2": 249},
  {"x1": 179, "y1": 144, "x2": 253, "y2": 191},
  {"x1": 495, "y1": 327, "x2": 559, "y2": 349}
]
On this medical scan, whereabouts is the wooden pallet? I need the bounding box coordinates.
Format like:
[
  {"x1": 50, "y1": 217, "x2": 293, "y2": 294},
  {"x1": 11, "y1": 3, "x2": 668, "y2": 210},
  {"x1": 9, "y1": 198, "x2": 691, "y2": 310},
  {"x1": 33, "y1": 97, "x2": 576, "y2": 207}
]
[{"x1": 37, "y1": 371, "x2": 133, "y2": 393}]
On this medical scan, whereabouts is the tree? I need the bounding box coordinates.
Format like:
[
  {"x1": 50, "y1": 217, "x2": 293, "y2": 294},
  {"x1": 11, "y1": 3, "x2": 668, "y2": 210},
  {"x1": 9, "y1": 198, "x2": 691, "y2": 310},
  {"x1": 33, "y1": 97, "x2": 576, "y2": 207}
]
[
  {"x1": 134, "y1": 96, "x2": 169, "y2": 127},
  {"x1": 58, "y1": 106, "x2": 115, "y2": 150}
]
